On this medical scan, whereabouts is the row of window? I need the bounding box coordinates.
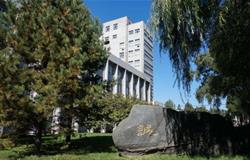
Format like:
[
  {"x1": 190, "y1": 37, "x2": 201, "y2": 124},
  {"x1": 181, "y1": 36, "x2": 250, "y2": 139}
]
[
  {"x1": 105, "y1": 23, "x2": 118, "y2": 32},
  {"x1": 119, "y1": 52, "x2": 124, "y2": 58},
  {"x1": 144, "y1": 60, "x2": 153, "y2": 69},
  {"x1": 144, "y1": 29, "x2": 153, "y2": 42},
  {"x1": 104, "y1": 34, "x2": 118, "y2": 42},
  {"x1": 144, "y1": 63, "x2": 153, "y2": 72},
  {"x1": 128, "y1": 49, "x2": 140, "y2": 53},
  {"x1": 144, "y1": 49, "x2": 153, "y2": 60},
  {"x1": 129, "y1": 29, "x2": 140, "y2": 35},
  {"x1": 144, "y1": 52, "x2": 153, "y2": 62},
  {"x1": 144, "y1": 49, "x2": 153, "y2": 59},
  {"x1": 128, "y1": 38, "x2": 140, "y2": 43},
  {"x1": 144, "y1": 40, "x2": 153, "y2": 50},
  {"x1": 128, "y1": 59, "x2": 140, "y2": 64},
  {"x1": 144, "y1": 70, "x2": 153, "y2": 77}
]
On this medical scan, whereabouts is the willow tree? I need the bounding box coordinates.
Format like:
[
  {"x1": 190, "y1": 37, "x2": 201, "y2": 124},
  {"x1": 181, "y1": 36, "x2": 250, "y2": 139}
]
[
  {"x1": 0, "y1": 0, "x2": 106, "y2": 152},
  {"x1": 151, "y1": 0, "x2": 250, "y2": 114}
]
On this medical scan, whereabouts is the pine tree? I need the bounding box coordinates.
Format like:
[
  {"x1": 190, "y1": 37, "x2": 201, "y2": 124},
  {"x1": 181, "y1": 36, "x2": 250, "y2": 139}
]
[
  {"x1": 0, "y1": 0, "x2": 106, "y2": 152},
  {"x1": 164, "y1": 99, "x2": 175, "y2": 109},
  {"x1": 184, "y1": 102, "x2": 194, "y2": 112}
]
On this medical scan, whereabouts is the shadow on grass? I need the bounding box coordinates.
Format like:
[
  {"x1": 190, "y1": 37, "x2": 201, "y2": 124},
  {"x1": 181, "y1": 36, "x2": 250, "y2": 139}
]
[
  {"x1": 8, "y1": 133, "x2": 116, "y2": 159},
  {"x1": 7, "y1": 133, "x2": 250, "y2": 160}
]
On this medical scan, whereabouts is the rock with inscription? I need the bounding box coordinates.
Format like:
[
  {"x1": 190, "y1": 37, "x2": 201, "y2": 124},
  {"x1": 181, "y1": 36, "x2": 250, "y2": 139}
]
[
  {"x1": 112, "y1": 105, "x2": 247, "y2": 155},
  {"x1": 112, "y1": 105, "x2": 168, "y2": 154}
]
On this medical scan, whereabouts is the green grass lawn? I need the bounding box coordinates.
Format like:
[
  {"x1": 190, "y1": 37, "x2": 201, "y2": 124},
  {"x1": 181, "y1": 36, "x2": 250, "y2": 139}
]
[{"x1": 0, "y1": 133, "x2": 249, "y2": 160}]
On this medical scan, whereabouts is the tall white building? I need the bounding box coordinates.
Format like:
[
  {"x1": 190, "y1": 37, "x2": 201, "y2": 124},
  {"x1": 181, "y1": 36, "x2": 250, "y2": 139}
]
[{"x1": 102, "y1": 16, "x2": 153, "y2": 102}]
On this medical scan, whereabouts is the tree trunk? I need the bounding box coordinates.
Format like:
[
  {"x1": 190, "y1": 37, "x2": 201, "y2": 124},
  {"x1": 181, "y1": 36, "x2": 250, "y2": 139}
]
[
  {"x1": 65, "y1": 115, "x2": 72, "y2": 144},
  {"x1": 66, "y1": 134, "x2": 71, "y2": 143},
  {"x1": 35, "y1": 126, "x2": 42, "y2": 155}
]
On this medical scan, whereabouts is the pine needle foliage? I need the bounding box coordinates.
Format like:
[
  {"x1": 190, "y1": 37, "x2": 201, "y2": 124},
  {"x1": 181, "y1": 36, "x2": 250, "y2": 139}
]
[{"x1": 0, "y1": 0, "x2": 107, "y2": 152}]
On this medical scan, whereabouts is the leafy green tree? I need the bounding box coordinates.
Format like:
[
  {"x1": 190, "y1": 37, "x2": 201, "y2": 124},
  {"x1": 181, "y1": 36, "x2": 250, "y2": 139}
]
[
  {"x1": 0, "y1": 0, "x2": 106, "y2": 151},
  {"x1": 83, "y1": 93, "x2": 147, "y2": 132},
  {"x1": 184, "y1": 102, "x2": 194, "y2": 112},
  {"x1": 164, "y1": 99, "x2": 175, "y2": 109},
  {"x1": 92, "y1": 93, "x2": 148, "y2": 130},
  {"x1": 151, "y1": 0, "x2": 220, "y2": 92},
  {"x1": 151, "y1": 0, "x2": 250, "y2": 114}
]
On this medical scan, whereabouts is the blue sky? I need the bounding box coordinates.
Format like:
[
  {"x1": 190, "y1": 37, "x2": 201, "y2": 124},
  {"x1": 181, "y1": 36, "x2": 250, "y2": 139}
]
[{"x1": 84, "y1": 0, "x2": 203, "y2": 107}]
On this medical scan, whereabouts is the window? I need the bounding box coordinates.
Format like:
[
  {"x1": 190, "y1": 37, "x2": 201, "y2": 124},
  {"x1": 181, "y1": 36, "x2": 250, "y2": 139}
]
[
  {"x1": 135, "y1": 39, "x2": 140, "y2": 47},
  {"x1": 129, "y1": 30, "x2": 133, "y2": 35},
  {"x1": 120, "y1": 42, "x2": 125, "y2": 49},
  {"x1": 135, "y1": 59, "x2": 140, "y2": 63},
  {"x1": 113, "y1": 23, "x2": 118, "y2": 30},
  {"x1": 119, "y1": 52, "x2": 124, "y2": 58},
  {"x1": 104, "y1": 36, "x2": 109, "y2": 42},
  {"x1": 113, "y1": 34, "x2": 117, "y2": 39},
  {"x1": 105, "y1": 26, "x2": 110, "y2": 32},
  {"x1": 135, "y1": 49, "x2": 140, "y2": 52},
  {"x1": 128, "y1": 61, "x2": 133, "y2": 64},
  {"x1": 135, "y1": 29, "x2": 140, "y2": 33},
  {"x1": 128, "y1": 40, "x2": 133, "y2": 47},
  {"x1": 128, "y1": 50, "x2": 133, "y2": 53}
]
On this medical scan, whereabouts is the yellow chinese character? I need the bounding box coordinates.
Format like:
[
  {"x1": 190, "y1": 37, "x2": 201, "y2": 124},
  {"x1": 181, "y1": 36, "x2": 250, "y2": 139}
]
[{"x1": 137, "y1": 124, "x2": 154, "y2": 136}]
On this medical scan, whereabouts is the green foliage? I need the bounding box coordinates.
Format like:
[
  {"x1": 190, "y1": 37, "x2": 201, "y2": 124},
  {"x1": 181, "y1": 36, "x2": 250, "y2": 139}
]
[
  {"x1": 52, "y1": 0, "x2": 107, "y2": 139},
  {"x1": 151, "y1": 0, "x2": 250, "y2": 114},
  {"x1": 164, "y1": 99, "x2": 175, "y2": 109},
  {"x1": 0, "y1": 0, "x2": 107, "y2": 150},
  {"x1": 196, "y1": 1, "x2": 250, "y2": 114},
  {"x1": 151, "y1": 0, "x2": 220, "y2": 91},
  {"x1": 0, "y1": 0, "x2": 59, "y2": 149},
  {"x1": 184, "y1": 102, "x2": 194, "y2": 112},
  {"x1": 84, "y1": 93, "x2": 147, "y2": 130},
  {"x1": 0, "y1": 138, "x2": 15, "y2": 150},
  {"x1": 0, "y1": 133, "x2": 249, "y2": 160}
]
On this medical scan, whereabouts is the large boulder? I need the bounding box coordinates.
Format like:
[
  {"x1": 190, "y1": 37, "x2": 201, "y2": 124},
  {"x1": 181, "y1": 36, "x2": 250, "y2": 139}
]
[{"x1": 112, "y1": 105, "x2": 249, "y2": 155}]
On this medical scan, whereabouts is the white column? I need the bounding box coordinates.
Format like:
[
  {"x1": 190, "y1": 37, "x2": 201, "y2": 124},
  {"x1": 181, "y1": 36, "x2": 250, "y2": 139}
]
[
  {"x1": 72, "y1": 117, "x2": 79, "y2": 133},
  {"x1": 129, "y1": 74, "x2": 134, "y2": 97},
  {"x1": 122, "y1": 70, "x2": 126, "y2": 96},
  {"x1": 136, "y1": 77, "x2": 140, "y2": 99},
  {"x1": 143, "y1": 80, "x2": 146, "y2": 101},
  {"x1": 51, "y1": 107, "x2": 61, "y2": 134},
  {"x1": 147, "y1": 84, "x2": 151, "y2": 103},
  {"x1": 103, "y1": 60, "x2": 109, "y2": 80},
  {"x1": 113, "y1": 65, "x2": 118, "y2": 94}
]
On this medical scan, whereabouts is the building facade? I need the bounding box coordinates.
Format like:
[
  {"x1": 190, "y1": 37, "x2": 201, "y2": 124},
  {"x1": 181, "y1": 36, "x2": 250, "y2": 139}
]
[{"x1": 102, "y1": 17, "x2": 153, "y2": 102}]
